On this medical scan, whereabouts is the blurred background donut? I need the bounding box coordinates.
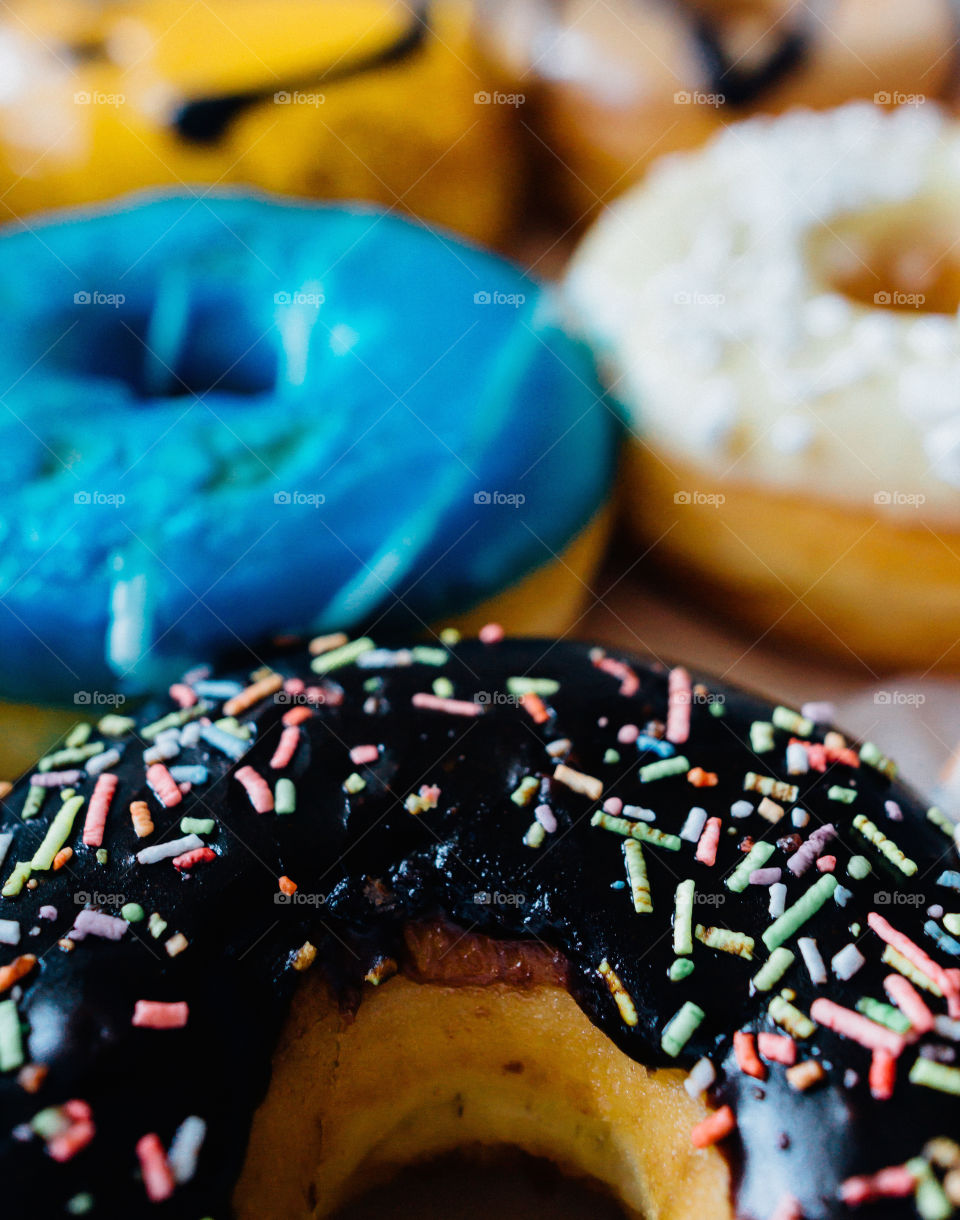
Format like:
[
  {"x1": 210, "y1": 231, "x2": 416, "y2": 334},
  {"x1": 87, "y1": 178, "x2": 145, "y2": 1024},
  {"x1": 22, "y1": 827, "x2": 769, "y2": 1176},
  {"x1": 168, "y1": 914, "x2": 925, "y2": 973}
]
[{"x1": 0, "y1": 0, "x2": 518, "y2": 245}]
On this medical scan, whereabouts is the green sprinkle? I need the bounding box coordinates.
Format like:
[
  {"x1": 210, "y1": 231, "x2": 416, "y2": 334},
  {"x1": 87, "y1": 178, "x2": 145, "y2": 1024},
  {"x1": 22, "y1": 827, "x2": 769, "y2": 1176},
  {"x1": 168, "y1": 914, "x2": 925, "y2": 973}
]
[
  {"x1": 362, "y1": 678, "x2": 380, "y2": 693},
  {"x1": 852, "y1": 814, "x2": 917, "y2": 877},
  {"x1": 883, "y1": 945, "x2": 942, "y2": 995},
  {"x1": 623, "y1": 840, "x2": 652, "y2": 914},
  {"x1": 639, "y1": 756, "x2": 689, "y2": 783},
  {"x1": 669, "y1": 958, "x2": 695, "y2": 982},
  {"x1": 603, "y1": 749, "x2": 620, "y2": 765},
  {"x1": 343, "y1": 773, "x2": 366, "y2": 795},
  {"x1": 590, "y1": 812, "x2": 681, "y2": 852},
  {"x1": 121, "y1": 903, "x2": 145, "y2": 923},
  {"x1": 21, "y1": 785, "x2": 46, "y2": 821},
  {"x1": 750, "y1": 722, "x2": 775, "y2": 753},
  {"x1": 696, "y1": 924, "x2": 755, "y2": 960},
  {"x1": 827, "y1": 786, "x2": 857, "y2": 804},
  {"x1": 674, "y1": 879, "x2": 695, "y2": 956},
  {"x1": 510, "y1": 777, "x2": 540, "y2": 807},
  {"x1": 909, "y1": 1057, "x2": 960, "y2": 1096},
  {"x1": 847, "y1": 855, "x2": 871, "y2": 881},
  {"x1": 506, "y1": 677, "x2": 560, "y2": 697},
  {"x1": 66, "y1": 1195, "x2": 95, "y2": 1217},
  {"x1": 38, "y1": 743, "x2": 103, "y2": 772},
  {"x1": 860, "y1": 741, "x2": 897, "y2": 779},
  {"x1": 910, "y1": 1157, "x2": 952, "y2": 1220},
  {"x1": 523, "y1": 821, "x2": 546, "y2": 849},
  {"x1": 772, "y1": 706, "x2": 813, "y2": 737},
  {"x1": 768, "y1": 995, "x2": 814, "y2": 1039},
  {"x1": 944, "y1": 914, "x2": 960, "y2": 938},
  {"x1": 213, "y1": 717, "x2": 250, "y2": 740},
  {"x1": 95, "y1": 848, "x2": 107, "y2": 866},
  {"x1": 726, "y1": 840, "x2": 775, "y2": 893},
  {"x1": 752, "y1": 947, "x2": 795, "y2": 992},
  {"x1": 928, "y1": 806, "x2": 955, "y2": 838},
  {"x1": 661, "y1": 1001, "x2": 705, "y2": 1057},
  {"x1": 31, "y1": 1106, "x2": 67, "y2": 1139},
  {"x1": 1, "y1": 862, "x2": 31, "y2": 898},
  {"x1": 709, "y1": 702, "x2": 725, "y2": 718},
  {"x1": 148, "y1": 913, "x2": 168, "y2": 939},
  {"x1": 311, "y1": 637, "x2": 374, "y2": 675},
  {"x1": 98, "y1": 714, "x2": 135, "y2": 736},
  {"x1": 744, "y1": 772, "x2": 798, "y2": 803},
  {"x1": 180, "y1": 817, "x2": 215, "y2": 836},
  {"x1": 61, "y1": 789, "x2": 75, "y2": 802},
  {"x1": 275, "y1": 779, "x2": 297, "y2": 816},
  {"x1": 411, "y1": 646, "x2": 447, "y2": 667},
  {"x1": 432, "y1": 677, "x2": 454, "y2": 699},
  {"x1": 0, "y1": 999, "x2": 23, "y2": 1071},
  {"x1": 855, "y1": 997, "x2": 911, "y2": 1034},
  {"x1": 763, "y1": 874, "x2": 838, "y2": 951},
  {"x1": 65, "y1": 723, "x2": 91, "y2": 749},
  {"x1": 31, "y1": 795, "x2": 83, "y2": 871},
  {"x1": 141, "y1": 703, "x2": 207, "y2": 741},
  {"x1": 439, "y1": 628, "x2": 461, "y2": 646}
]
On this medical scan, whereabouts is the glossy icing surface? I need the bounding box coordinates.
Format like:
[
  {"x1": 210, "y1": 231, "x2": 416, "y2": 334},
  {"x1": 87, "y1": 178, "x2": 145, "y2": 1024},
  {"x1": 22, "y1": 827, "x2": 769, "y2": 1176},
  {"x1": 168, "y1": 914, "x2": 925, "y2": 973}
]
[{"x1": 0, "y1": 636, "x2": 956, "y2": 1218}]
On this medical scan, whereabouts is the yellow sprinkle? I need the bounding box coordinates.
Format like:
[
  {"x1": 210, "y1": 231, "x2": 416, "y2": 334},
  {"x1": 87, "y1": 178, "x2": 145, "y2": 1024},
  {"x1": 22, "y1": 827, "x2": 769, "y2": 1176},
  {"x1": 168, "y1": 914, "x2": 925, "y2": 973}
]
[
  {"x1": 598, "y1": 958, "x2": 638, "y2": 1026},
  {"x1": 553, "y1": 764, "x2": 603, "y2": 802}
]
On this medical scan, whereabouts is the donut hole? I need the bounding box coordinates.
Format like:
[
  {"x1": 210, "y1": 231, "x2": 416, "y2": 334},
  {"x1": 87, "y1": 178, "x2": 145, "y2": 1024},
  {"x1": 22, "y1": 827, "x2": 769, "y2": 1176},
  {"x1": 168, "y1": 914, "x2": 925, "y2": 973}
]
[
  {"x1": 330, "y1": 1149, "x2": 631, "y2": 1220},
  {"x1": 57, "y1": 292, "x2": 278, "y2": 399},
  {"x1": 811, "y1": 200, "x2": 960, "y2": 314}
]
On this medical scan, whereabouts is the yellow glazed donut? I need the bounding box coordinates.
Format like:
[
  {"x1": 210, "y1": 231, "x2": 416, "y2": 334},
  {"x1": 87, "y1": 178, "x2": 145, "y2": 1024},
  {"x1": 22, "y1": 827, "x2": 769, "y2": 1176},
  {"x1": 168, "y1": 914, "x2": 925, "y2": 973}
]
[
  {"x1": 0, "y1": 1, "x2": 516, "y2": 245},
  {"x1": 477, "y1": 0, "x2": 960, "y2": 219},
  {"x1": 565, "y1": 103, "x2": 960, "y2": 672}
]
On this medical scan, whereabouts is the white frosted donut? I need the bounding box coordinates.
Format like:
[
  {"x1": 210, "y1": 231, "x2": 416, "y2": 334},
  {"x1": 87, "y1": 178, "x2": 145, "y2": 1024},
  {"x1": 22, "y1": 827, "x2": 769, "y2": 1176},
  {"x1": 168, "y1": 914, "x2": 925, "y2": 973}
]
[{"x1": 565, "y1": 102, "x2": 960, "y2": 668}]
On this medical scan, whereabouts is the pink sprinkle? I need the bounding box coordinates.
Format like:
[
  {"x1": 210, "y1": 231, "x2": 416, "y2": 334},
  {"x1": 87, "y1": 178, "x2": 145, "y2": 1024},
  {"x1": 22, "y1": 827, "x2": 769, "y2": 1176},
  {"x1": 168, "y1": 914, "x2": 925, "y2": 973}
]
[
  {"x1": 137, "y1": 1133, "x2": 175, "y2": 1203},
  {"x1": 270, "y1": 726, "x2": 301, "y2": 770},
  {"x1": 29, "y1": 771, "x2": 83, "y2": 788},
  {"x1": 695, "y1": 817, "x2": 722, "y2": 867},
  {"x1": 479, "y1": 622, "x2": 504, "y2": 644},
  {"x1": 411, "y1": 692, "x2": 481, "y2": 717},
  {"x1": 235, "y1": 765, "x2": 274, "y2": 813},
  {"x1": 349, "y1": 744, "x2": 379, "y2": 767},
  {"x1": 147, "y1": 763, "x2": 182, "y2": 809},
  {"x1": 48, "y1": 1117, "x2": 95, "y2": 1163},
  {"x1": 885, "y1": 800, "x2": 903, "y2": 821},
  {"x1": 168, "y1": 683, "x2": 197, "y2": 709},
  {"x1": 534, "y1": 804, "x2": 557, "y2": 833},
  {"x1": 603, "y1": 797, "x2": 623, "y2": 815},
  {"x1": 172, "y1": 847, "x2": 216, "y2": 871},
  {"x1": 305, "y1": 683, "x2": 343, "y2": 707},
  {"x1": 666, "y1": 667, "x2": 692, "y2": 744},
  {"x1": 749, "y1": 867, "x2": 781, "y2": 886},
  {"x1": 132, "y1": 1000, "x2": 189, "y2": 1029},
  {"x1": 284, "y1": 677, "x2": 305, "y2": 696},
  {"x1": 71, "y1": 910, "x2": 127, "y2": 941},
  {"x1": 770, "y1": 1194, "x2": 803, "y2": 1220},
  {"x1": 883, "y1": 973, "x2": 934, "y2": 1034},
  {"x1": 839, "y1": 1166, "x2": 916, "y2": 1205},
  {"x1": 82, "y1": 772, "x2": 118, "y2": 847},
  {"x1": 757, "y1": 1033, "x2": 796, "y2": 1065},
  {"x1": 617, "y1": 724, "x2": 639, "y2": 744},
  {"x1": 592, "y1": 653, "x2": 639, "y2": 697},
  {"x1": 178, "y1": 782, "x2": 191, "y2": 794},
  {"x1": 801, "y1": 701, "x2": 834, "y2": 723},
  {"x1": 809, "y1": 998, "x2": 906, "y2": 1056},
  {"x1": 63, "y1": 1100, "x2": 92, "y2": 1122},
  {"x1": 38, "y1": 905, "x2": 57, "y2": 920},
  {"x1": 816, "y1": 855, "x2": 836, "y2": 872},
  {"x1": 868, "y1": 912, "x2": 959, "y2": 1015}
]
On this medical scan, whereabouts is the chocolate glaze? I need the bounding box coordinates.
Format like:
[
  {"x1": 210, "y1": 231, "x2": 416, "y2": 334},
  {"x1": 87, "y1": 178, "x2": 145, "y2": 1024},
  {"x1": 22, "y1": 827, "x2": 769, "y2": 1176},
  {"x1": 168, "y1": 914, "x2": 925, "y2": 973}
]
[
  {"x1": 0, "y1": 637, "x2": 957, "y2": 1218},
  {"x1": 688, "y1": 9, "x2": 810, "y2": 106}
]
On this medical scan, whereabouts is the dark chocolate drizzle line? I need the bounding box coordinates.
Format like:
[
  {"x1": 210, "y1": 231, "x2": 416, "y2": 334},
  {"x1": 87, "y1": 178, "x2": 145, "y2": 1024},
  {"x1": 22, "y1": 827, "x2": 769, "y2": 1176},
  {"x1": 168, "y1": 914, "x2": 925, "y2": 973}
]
[
  {"x1": 170, "y1": 2, "x2": 431, "y2": 145},
  {"x1": 685, "y1": 5, "x2": 812, "y2": 106}
]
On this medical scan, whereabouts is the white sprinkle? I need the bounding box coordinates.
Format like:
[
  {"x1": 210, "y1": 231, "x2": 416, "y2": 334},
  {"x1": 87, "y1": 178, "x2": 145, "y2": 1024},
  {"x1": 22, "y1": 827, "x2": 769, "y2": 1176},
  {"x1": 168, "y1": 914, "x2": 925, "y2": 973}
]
[
  {"x1": 545, "y1": 739, "x2": 571, "y2": 758},
  {"x1": 0, "y1": 919, "x2": 20, "y2": 945},
  {"x1": 798, "y1": 937, "x2": 827, "y2": 985},
  {"x1": 679, "y1": 806, "x2": 708, "y2": 842},
  {"x1": 801, "y1": 702, "x2": 835, "y2": 723},
  {"x1": 623, "y1": 805, "x2": 656, "y2": 822},
  {"x1": 768, "y1": 882, "x2": 787, "y2": 919},
  {"x1": 831, "y1": 943, "x2": 865, "y2": 981},
  {"x1": 136, "y1": 834, "x2": 204, "y2": 865},
  {"x1": 934, "y1": 1014, "x2": 960, "y2": 1042},
  {"x1": 730, "y1": 800, "x2": 753, "y2": 819},
  {"x1": 684, "y1": 1057, "x2": 716, "y2": 1098},
  {"x1": 168, "y1": 1115, "x2": 207, "y2": 1184},
  {"x1": 180, "y1": 722, "x2": 203, "y2": 748},
  {"x1": 86, "y1": 747, "x2": 123, "y2": 777},
  {"x1": 786, "y1": 743, "x2": 809, "y2": 775},
  {"x1": 928, "y1": 905, "x2": 945, "y2": 920},
  {"x1": 534, "y1": 804, "x2": 557, "y2": 834},
  {"x1": 834, "y1": 885, "x2": 853, "y2": 907},
  {"x1": 144, "y1": 738, "x2": 180, "y2": 765},
  {"x1": 791, "y1": 806, "x2": 810, "y2": 828},
  {"x1": 0, "y1": 832, "x2": 12, "y2": 873}
]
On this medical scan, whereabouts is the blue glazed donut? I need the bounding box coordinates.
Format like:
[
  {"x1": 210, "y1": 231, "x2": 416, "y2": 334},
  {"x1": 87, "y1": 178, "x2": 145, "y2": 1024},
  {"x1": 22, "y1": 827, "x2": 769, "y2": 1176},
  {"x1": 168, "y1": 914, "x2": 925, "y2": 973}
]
[{"x1": 0, "y1": 193, "x2": 616, "y2": 703}]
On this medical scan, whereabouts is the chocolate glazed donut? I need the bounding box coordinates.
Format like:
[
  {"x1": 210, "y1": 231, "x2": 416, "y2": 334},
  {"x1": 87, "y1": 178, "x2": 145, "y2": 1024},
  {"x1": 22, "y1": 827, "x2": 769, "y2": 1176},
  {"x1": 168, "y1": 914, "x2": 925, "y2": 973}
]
[{"x1": 0, "y1": 636, "x2": 959, "y2": 1217}]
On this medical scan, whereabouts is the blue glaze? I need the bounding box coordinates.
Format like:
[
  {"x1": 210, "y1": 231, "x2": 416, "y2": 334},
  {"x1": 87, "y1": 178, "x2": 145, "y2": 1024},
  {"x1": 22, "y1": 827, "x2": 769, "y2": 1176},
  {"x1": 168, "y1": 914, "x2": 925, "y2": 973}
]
[{"x1": 0, "y1": 192, "x2": 616, "y2": 701}]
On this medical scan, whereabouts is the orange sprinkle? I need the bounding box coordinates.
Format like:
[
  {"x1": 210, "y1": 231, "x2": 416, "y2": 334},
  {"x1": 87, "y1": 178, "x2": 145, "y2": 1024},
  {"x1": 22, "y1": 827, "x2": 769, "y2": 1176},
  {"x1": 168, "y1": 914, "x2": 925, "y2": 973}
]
[
  {"x1": 17, "y1": 1063, "x2": 47, "y2": 1094},
  {"x1": 279, "y1": 875, "x2": 298, "y2": 897},
  {"x1": 786, "y1": 1060, "x2": 825, "y2": 1092},
  {"x1": 130, "y1": 801, "x2": 154, "y2": 839},
  {"x1": 308, "y1": 632, "x2": 349, "y2": 656},
  {"x1": 223, "y1": 673, "x2": 283, "y2": 718},
  {"x1": 733, "y1": 1031, "x2": 767, "y2": 1080},
  {"x1": 687, "y1": 768, "x2": 718, "y2": 788},
  {"x1": 690, "y1": 1105, "x2": 736, "y2": 1148},
  {"x1": 520, "y1": 692, "x2": 550, "y2": 724},
  {"x1": 0, "y1": 954, "x2": 37, "y2": 994},
  {"x1": 282, "y1": 705, "x2": 314, "y2": 728},
  {"x1": 0, "y1": 780, "x2": 11, "y2": 800},
  {"x1": 53, "y1": 847, "x2": 73, "y2": 871},
  {"x1": 869, "y1": 1048, "x2": 897, "y2": 1100}
]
